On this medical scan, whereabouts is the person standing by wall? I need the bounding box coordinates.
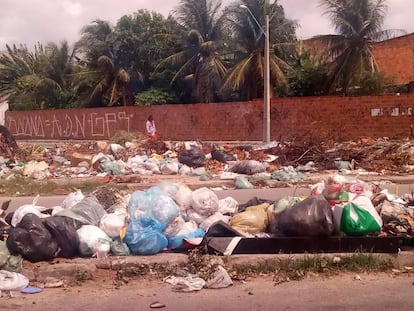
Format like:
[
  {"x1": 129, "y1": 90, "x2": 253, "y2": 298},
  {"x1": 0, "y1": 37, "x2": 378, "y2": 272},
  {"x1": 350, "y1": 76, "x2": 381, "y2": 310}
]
[{"x1": 145, "y1": 115, "x2": 157, "y2": 139}]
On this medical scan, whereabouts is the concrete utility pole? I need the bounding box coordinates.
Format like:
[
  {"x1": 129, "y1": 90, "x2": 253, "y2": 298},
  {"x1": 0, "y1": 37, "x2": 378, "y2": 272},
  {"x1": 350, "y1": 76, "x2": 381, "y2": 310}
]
[{"x1": 264, "y1": 6, "x2": 271, "y2": 143}]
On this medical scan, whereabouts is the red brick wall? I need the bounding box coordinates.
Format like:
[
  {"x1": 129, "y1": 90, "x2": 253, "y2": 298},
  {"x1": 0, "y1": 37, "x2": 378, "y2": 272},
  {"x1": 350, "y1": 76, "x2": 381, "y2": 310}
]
[
  {"x1": 372, "y1": 33, "x2": 414, "y2": 84},
  {"x1": 303, "y1": 33, "x2": 414, "y2": 85},
  {"x1": 5, "y1": 94, "x2": 414, "y2": 141}
]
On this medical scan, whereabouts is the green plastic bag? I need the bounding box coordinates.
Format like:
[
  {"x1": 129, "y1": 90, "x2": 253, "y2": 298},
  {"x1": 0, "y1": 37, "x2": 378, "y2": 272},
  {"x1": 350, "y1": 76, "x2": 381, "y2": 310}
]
[
  {"x1": 340, "y1": 202, "x2": 382, "y2": 236},
  {"x1": 0, "y1": 240, "x2": 23, "y2": 273}
]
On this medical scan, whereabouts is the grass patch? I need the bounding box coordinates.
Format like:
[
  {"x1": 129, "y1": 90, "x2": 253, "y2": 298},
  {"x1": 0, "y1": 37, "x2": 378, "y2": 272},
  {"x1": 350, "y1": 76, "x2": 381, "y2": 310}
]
[
  {"x1": 229, "y1": 253, "x2": 396, "y2": 281},
  {"x1": 0, "y1": 175, "x2": 127, "y2": 196},
  {"x1": 0, "y1": 175, "x2": 59, "y2": 196}
]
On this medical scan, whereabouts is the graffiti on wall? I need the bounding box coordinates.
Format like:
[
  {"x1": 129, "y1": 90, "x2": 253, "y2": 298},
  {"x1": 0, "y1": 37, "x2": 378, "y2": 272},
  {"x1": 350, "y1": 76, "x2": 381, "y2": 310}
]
[{"x1": 6, "y1": 111, "x2": 133, "y2": 139}]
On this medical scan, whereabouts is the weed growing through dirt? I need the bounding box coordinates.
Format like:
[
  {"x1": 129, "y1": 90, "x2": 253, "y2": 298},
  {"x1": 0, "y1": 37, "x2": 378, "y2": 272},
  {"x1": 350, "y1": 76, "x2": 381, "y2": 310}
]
[
  {"x1": 186, "y1": 247, "x2": 220, "y2": 281},
  {"x1": 229, "y1": 253, "x2": 396, "y2": 282}
]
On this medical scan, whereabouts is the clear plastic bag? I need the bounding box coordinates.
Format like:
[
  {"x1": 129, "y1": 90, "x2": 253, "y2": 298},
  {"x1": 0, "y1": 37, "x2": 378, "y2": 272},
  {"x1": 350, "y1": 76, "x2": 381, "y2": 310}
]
[
  {"x1": 56, "y1": 195, "x2": 107, "y2": 227},
  {"x1": 128, "y1": 187, "x2": 179, "y2": 229}
]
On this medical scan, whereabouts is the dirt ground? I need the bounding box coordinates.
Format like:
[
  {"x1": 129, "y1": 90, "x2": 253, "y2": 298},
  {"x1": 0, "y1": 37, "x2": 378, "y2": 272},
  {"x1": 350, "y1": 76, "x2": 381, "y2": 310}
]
[{"x1": 2, "y1": 271, "x2": 413, "y2": 311}]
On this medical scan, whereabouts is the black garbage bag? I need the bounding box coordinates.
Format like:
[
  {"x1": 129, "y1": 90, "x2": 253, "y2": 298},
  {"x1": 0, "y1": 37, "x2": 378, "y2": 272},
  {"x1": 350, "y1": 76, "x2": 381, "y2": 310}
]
[
  {"x1": 43, "y1": 216, "x2": 80, "y2": 258},
  {"x1": 270, "y1": 195, "x2": 334, "y2": 236},
  {"x1": 178, "y1": 147, "x2": 205, "y2": 168},
  {"x1": 211, "y1": 150, "x2": 236, "y2": 163},
  {"x1": 6, "y1": 213, "x2": 59, "y2": 262}
]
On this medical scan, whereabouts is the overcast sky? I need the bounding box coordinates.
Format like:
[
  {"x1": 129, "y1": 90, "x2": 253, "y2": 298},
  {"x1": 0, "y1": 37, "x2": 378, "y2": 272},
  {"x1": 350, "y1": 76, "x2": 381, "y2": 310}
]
[{"x1": 0, "y1": 0, "x2": 412, "y2": 49}]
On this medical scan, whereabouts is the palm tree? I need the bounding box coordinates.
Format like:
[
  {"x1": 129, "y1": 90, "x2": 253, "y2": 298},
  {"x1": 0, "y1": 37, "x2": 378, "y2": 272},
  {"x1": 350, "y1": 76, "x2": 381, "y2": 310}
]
[
  {"x1": 317, "y1": 0, "x2": 403, "y2": 94},
  {"x1": 76, "y1": 20, "x2": 134, "y2": 107},
  {"x1": 223, "y1": 0, "x2": 297, "y2": 100},
  {"x1": 157, "y1": 0, "x2": 227, "y2": 103},
  {"x1": 0, "y1": 42, "x2": 81, "y2": 110}
]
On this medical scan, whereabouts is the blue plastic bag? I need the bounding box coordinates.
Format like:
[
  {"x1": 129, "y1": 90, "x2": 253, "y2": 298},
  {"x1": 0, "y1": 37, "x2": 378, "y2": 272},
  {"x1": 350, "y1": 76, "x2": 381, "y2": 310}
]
[
  {"x1": 128, "y1": 186, "x2": 179, "y2": 229},
  {"x1": 168, "y1": 228, "x2": 206, "y2": 249},
  {"x1": 124, "y1": 216, "x2": 168, "y2": 255}
]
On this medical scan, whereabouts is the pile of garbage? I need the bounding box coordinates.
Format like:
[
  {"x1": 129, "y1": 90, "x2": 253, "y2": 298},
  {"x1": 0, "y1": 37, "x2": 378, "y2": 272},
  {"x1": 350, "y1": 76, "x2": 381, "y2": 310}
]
[
  {"x1": 2, "y1": 136, "x2": 414, "y2": 187},
  {"x1": 0, "y1": 175, "x2": 413, "y2": 266}
]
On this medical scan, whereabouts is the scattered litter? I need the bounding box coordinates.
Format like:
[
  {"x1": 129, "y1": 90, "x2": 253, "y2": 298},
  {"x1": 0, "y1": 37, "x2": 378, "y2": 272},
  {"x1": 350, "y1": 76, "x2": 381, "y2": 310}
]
[
  {"x1": 150, "y1": 302, "x2": 166, "y2": 309},
  {"x1": 21, "y1": 286, "x2": 43, "y2": 294},
  {"x1": 164, "y1": 275, "x2": 206, "y2": 292}
]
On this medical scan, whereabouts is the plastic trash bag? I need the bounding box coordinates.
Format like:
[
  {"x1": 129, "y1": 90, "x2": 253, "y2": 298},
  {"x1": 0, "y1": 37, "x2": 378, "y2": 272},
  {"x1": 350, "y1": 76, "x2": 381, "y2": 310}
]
[
  {"x1": 270, "y1": 195, "x2": 334, "y2": 236},
  {"x1": 191, "y1": 188, "x2": 219, "y2": 217},
  {"x1": 339, "y1": 193, "x2": 383, "y2": 236},
  {"x1": 205, "y1": 265, "x2": 233, "y2": 289},
  {"x1": 110, "y1": 238, "x2": 130, "y2": 256},
  {"x1": 160, "y1": 162, "x2": 179, "y2": 175},
  {"x1": 43, "y1": 216, "x2": 80, "y2": 258},
  {"x1": 124, "y1": 216, "x2": 168, "y2": 255},
  {"x1": 11, "y1": 195, "x2": 49, "y2": 227},
  {"x1": 271, "y1": 166, "x2": 305, "y2": 183},
  {"x1": 7, "y1": 214, "x2": 59, "y2": 262},
  {"x1": 218, "y1": 197, "x2": 239, "y2": 215},
  {"x1": 168, "y1": 227, "x2": 205, "y2": 249},
  {"x1": 186, "y1": 209, "x2": 206, "y2": 224},
  {"x1": 56, "y1": 195, "x2": 107, "y2": 228},
  {"x1": 0, "y1": 270, "x2": 28, "y2": 291},
  {"x1": 211, "y1": 150, "x2": 236, "y2": 162},
  {"x1": 99, "y1": 160, "x2": 124, "y2": 175},
  {"x1": 229, "y1": 160, "x2": 267, "y2": 175},
  {"x1": 178, "y1": 147, "x2": 205, "y2": 168},
  {"x1": 235, "y1": 177, "x2": 254, "y2": 189},
  {"x1": 99, "y1": 211, "x2": 127, "y2": 238},
  {"x1": 128, "y1": 187, "x2": 179, "y2": 229},
  {"x1": 230, "y1": 203, "x2": 270, "y2": 234},
  {"x1": 61, "y1": 190, "x2": 85, "y2": 209},
  {"x1": 76, "y1": 225, "x2": 112, "y2": 257},
  {"x1": 164, "y1": 216, "x2": 186, "y2": 238},
  {"x1": 0, "y1": 241, "x2": 23, "y2": 272},
  {"x1": 200, "y1": 212, "x2": 230, "y2": 231},
  {"x1": 158, "y1": 182, "x2": 193, "y2": 212}
]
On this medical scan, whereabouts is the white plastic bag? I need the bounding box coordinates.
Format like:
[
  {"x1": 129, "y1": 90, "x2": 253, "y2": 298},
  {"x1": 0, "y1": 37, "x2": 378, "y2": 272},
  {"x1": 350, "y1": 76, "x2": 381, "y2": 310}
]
[
  {"x1": 62, "y1": 190, "x2": 85, "y2": 209},
  {"x1": 0, "y1": 270, "x2": 28, "y2": 291},
  {"x1": 158, "y1": 182, "x2": 193, "y2": 211},
  {"x1": 200, "y1": 212, "x2": 230, "y2": 231},
  {"x1": 160, "y1": 162, "x2": 179, "y2": 175},
  {"x1": 218, "y1": 197, "x2": 239, "y2": 215},
  {"x1": 11, "y1": 196, "x2": 49, "y2": 227},
  {"x1": 99, "y1": 211, "x2": 127, "y2": 238},
  {"x1": 163, "y1": 216, "x2": 186, "y2": 238},
  {"x1": 77, "y1": 225, "x2": 112, "y2": 257},
  {"x1": 191, "y1": 188, "x2": 219, "y2": 216}
]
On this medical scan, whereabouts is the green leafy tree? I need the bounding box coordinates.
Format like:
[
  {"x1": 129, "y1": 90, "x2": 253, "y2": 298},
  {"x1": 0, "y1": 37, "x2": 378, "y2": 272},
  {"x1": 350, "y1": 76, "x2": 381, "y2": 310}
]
[
  {"x1": 157, "y1": 0, "x2": 227, "y2": 103},
  {"x1": 76, "y1": 20, "x2": 133, "y2": 107},
  {"x1": 115, "y1": 10, "x2": 184, "y2": 95},
  {"x1": 0, "y1": 42, "x2": 81, "y2": 110},
  {"x1": 317, "y1": 0, "x2": 404, "y2": 94},
  {"x1": 222, "y1": 0, "x2": 297, "y2": 100},
  {"x1": 288, "y1": 50, "x2": 330, "y2": 96}
]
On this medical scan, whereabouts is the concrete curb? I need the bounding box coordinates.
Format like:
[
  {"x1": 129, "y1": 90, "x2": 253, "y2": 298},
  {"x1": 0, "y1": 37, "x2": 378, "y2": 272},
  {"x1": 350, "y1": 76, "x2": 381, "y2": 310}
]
[{"x1": 22, "y1": 251, "x2": 414, "y2": 283}]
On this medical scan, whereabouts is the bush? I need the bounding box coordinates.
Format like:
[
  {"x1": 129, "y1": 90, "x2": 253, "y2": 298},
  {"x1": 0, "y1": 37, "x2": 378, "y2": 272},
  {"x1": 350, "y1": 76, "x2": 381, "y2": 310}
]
[{"x1": 134, "y1": 88, "x2": 177, "y2": 106}]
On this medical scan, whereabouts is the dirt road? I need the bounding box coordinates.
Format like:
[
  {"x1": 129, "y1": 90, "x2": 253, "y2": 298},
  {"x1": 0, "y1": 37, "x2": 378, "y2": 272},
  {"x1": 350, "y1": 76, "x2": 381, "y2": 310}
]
[{"x1": 2, "y1": 272, "x2": 413, "y2": 311}]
